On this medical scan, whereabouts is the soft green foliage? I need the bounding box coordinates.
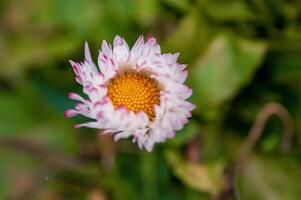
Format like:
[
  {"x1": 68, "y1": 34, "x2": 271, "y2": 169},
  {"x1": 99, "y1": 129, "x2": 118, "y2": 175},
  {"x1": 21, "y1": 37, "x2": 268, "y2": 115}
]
[
  {"x1": 236, "y1": 155, "x2": 301, "y2": 200},
  {"x1": 165, "y1": 150, "x2": 224, "y2": 195},
  {"x1": 0, "y1": 0, "x2": 301, "y2": 199},
  {"x1": 189, "y1": 34, "x2": 266, "y2": 117}
]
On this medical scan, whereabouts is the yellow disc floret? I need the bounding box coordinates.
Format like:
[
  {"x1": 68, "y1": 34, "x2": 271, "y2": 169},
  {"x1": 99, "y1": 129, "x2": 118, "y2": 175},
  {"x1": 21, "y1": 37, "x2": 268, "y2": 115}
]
[{"x1": 107, "y1": 73, "x2": 160, "y2": 120}]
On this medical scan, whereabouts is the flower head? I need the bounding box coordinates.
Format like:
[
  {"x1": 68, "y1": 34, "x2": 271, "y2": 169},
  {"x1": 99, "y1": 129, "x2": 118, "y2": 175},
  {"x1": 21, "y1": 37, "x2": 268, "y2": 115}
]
[{"x1": 65, "y1": 35, "x2": 195, "y2": 151}]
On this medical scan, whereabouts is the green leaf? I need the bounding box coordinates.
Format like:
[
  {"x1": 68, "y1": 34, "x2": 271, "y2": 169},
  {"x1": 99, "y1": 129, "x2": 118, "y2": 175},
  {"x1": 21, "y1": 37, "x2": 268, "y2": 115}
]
[
  {"x1": 198, "y1": 0, "x2": 255, "y2": 22},
  {"x1": 236, "y1": 155, "x2": 301, "y2": 200},
  {"x1": 0, "y1": 35, "x2": 78, "y2": 78},
  {"x1": 269, "y1": 50, "x2": 301, "y2": 85},
  {"x1": 134, "y1": 0, "x2": 160, "y2": 26},
  {"x1": 0, "y1": 94, "x2": 36, "y2": 133},
  {"x1": 161, "y1": 0, "x2": 191, "y2": 13},
  {"x1": 163, "y1": 9, "x2": 212, "y2": 63},
  {"x1": 165, "y1": 150, "x2": 224, "y2": 195},
  {"x1": 189, "y1": 34, "x2": 266, "y2": 118},
  {"x1": 51, "y1": 0, "x2": 102, "y2": 32}
]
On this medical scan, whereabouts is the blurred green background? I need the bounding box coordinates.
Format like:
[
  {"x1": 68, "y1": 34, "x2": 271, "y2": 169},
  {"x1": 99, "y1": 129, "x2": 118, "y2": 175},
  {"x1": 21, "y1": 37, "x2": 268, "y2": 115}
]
[{"x1": 0, "y1": 0, "x2": 301, "y2": 199}]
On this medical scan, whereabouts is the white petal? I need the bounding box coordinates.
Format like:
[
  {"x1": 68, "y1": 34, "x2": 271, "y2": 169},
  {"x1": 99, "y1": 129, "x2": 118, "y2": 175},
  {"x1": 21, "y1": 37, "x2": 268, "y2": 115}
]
[
  {"x1": 113, "y1": 35, "x2": 130, "y2": 63},
  {"x1": 101, "y1": 40, "x2": 113, "y2": 57},
  {"x1": 114, "y1": 131, "x2": 133, "y2": 141},
  {"x1": 75, "y1": 121, "x2": 103, "y2": 129},
  {"x1": 84, "y1": 42, "x2": 93, "y2": 63},
  {"x1": 130, "y1": 35, "x2": 144, "y2": 58}
]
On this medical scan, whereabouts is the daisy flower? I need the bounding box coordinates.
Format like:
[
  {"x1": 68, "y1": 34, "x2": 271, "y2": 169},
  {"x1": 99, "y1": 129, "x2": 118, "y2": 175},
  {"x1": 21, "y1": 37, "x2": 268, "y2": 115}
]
[{"x1": 65, "y1": 35, "x2": 195, "y2": 151}]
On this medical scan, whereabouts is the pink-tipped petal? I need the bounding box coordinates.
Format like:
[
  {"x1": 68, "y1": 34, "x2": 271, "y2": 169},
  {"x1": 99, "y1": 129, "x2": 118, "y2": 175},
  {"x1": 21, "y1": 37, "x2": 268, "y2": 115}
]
[
  {"x1": 84, "y1": 42, "x2": 93, "y2": 63},
  {"x1": 113, "y1": 36, "x2": 130, "y2": 63},
  {"x1": 68, "y1": 92, "x2": 85, "y2": 102},
  {"x1": 64, "y1": 109, "x2": 78, "y2": 117}
]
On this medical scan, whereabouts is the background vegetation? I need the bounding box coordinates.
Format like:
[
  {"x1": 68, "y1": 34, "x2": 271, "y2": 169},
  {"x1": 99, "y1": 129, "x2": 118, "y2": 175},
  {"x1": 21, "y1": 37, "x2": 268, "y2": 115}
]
[{"x1": 0, "y1": 0, "x2": 301, "y2": 199}]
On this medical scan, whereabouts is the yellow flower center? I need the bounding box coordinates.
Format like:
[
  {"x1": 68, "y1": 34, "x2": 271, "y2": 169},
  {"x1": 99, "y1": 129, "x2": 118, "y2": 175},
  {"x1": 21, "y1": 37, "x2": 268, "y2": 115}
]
[{"x1": 107, "y1": 73, "x2": 160, "y2": 120}]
